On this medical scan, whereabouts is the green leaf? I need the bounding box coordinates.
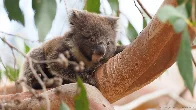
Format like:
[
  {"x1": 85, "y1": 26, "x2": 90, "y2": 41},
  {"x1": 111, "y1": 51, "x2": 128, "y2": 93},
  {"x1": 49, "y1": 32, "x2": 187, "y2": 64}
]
[
  {"x1": 192, "y1": 21, "x2": 196, "y2": 26},
  {"x1": 74, "y1": 77, "x2": 89, "y2": 110},
  {"x1": 32, "y1": 0, "x2": 56, "y2": 41},
  {"x1": 170, "y1": 18, "x2": 187, "y2": 33},
  {"x1": 176, "y1": 4, "x2": 188, "y2": 18},
  {"x1": 4, "y1": 0, "x2": 24, "y2": 25},
  {"x1": 157, "y1": 5, "x2": 187, "y2": 22},
  {"x1": 4, "y1": 66, "x2": 19, "y2": 81},
  {"x1": 40, "y1": 107, "x2": 45, "y2": 110},
  {"x1": 185, "y1": 0, "x2": 192, "y2": 18},
  {"x1": 59, "y1": 101, "x2": 70, "y2": 110},
  {"x1": 118, "y1": 40, "x2": 122, "y2": 45},
  {"x1": 24, "y1": 43, "x2": 30, "y2": 53},
  {"x1": 177, "y1": 0, "x2": 184, "y2": 5},
  {"x1": 143, "y1": 18, "x2": 147, "y2": 29},
  {"x1": 126, "y1": 22, "x2": 138, "y2": 42},
  {"x1": 108, "y1": 0, "x2": 119, "y2": 12},
  {"x1": 85, "y1": 0, "x2": 100, "y2": 13},
  {"x1": 177, "y1": 27, "x2": 194, "y2": 96}
]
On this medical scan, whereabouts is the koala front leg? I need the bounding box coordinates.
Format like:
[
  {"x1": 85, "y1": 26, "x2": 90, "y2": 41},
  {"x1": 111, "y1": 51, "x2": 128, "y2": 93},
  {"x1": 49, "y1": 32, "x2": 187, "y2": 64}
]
[
  {"x1": 22, "y1": 47, "x2": 46, "y2": 89},
  {"x1": 78, "y1": 65, "x2": 99, "y2": 87},
  {"x1": 45, "y1": 51, "x2": 78, "y2": 84},
  {"x1": 115, "y1": 45, "x2": 127, "y2": 55}
]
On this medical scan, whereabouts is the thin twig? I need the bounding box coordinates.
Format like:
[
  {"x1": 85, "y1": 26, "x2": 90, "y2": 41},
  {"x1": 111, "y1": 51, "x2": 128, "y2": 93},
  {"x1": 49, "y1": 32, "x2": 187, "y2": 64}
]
[
  {"x1": 167, "y1": 81, "x2": 196, "y2": 107},
  {"x1": 0, "y1": 37, "x2": 27, "y2": 57},
  {"x1": 192, "y1": 0, "x2": 196, "y2": 21},
  {"x1": 37, "y1": 65, "x2": 48, "y2": 79},
  {"x1": 0, "y1": 57, "x2": 8, "y2": 73},
  {"x1": 114, "y1": 90, "x2": 196, "y2": 110},
  {"x1": 192, "y1": 54, "x2": 196, "y2": 67},
  {"x1": 133, "y1": 0, "x2": 145, "y2": 18},
  {"x1": 0, "y1": 36, "x2": 61, "y2": 65},
  {"x1": 28, "y1": 58, "x2": 50, "y2": 110},
  {"x1": 136, "y1": 0, "x2": 152, "y2": 19},
  {"x1": 11, "y1": 49, "x2": 17, "y2": 75},
  {"x1": 0, "y1": 36, "x2": 51, "y2": 109},
  {"x1": 0, "y1": 31, "x2": 40, "y2": 43},
  {"x1": 0, "y1": 58, "x2": 7, "y2": 110}
]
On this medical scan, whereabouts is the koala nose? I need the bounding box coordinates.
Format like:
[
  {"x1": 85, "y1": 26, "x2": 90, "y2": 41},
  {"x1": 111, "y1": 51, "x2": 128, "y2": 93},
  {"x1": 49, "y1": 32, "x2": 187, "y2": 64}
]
[{"x1": 93, "y1": 45, "x2": 106, "y2": 56}]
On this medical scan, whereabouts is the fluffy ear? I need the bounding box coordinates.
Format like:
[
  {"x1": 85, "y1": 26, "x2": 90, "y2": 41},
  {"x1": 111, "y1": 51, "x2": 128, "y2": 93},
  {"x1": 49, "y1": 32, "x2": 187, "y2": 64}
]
[
  {"x1": 72, "y1": 10, "x2": 80, "y2": 18},
  {"x1": 107, "y1": 17, "x2": 119, "y2": 29},
  {"x1": 69, "y1": 10, "x2": 81, "y2": 25}
]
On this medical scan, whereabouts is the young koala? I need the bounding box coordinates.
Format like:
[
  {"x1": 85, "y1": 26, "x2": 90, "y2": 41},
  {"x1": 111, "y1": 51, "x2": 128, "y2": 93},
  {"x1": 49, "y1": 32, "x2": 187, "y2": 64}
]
[{"x1": 21, "y1": 10, "x2": 125, "y2": 89}]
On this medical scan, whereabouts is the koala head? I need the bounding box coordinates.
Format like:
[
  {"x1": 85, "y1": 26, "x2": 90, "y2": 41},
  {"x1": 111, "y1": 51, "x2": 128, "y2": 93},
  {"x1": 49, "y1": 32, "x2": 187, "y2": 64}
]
[{"x1": 69, "y1": 10, "x2": 118, "y2": 63}]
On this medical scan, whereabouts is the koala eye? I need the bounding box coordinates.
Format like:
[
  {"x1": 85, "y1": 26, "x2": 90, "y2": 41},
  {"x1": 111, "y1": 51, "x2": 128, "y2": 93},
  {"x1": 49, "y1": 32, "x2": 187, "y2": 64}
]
[
  {"x1": 90, "y1": 37, "x2": 95, "y2": 42},
  {"x1": 70, "y1": 21, "x2": 74, "y2": 25},
  {"x1": 107, "y1": 41, "x2": 111, "y2": 45}
]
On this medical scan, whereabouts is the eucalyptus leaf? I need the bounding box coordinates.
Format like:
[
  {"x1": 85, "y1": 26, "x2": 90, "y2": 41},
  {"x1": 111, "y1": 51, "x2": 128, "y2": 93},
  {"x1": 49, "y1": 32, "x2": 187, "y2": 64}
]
[
  {"x1": 74, "y1": 77, "x2": 89, "y2": 110},
  {"x1": 177, "y1": 0, "x2": 184, "y2": 5},
  {"x1": 177, "y1": 27, "x2": 194, "y2": 96},
  {"x1": 192, "y1": 21, "x2": 196, "y2": 26},
  {"x1": 85, "y1": 0, "x2": 100, "y2": 13},
  {"x1": 143, "y1": 18, "x2": 147, "y2": 29},
  {"x1": 25, "y1": 43, "x2": 30, "y2": 53},
  {"x1": 126, "y1": 22, "x2": 138, "y2": 42},
  {"x1": 59, "y1": 101, "x2": 70, "y2": 110},
  {"x1": 108, "y1": 0, "x2": 119, "y2": 12},
  {"x1": 185, "y1": 0, "x2": 192, "y2": 17},
  {"x1": 157, "y1": 5, "x2": 187, "y2": 22},
  {"x1": 176, "y1": 4, "x2": 188, "y2": 18},
  {"x1": 118, "y1": 40, "x2": 122, "y2": 45},
  {"x1": 170, "y1": 18, "x2": 187, "y2": 33},
  {"x1": 4, "y1": 0, "x2": 24, "y2": 25},
  {"x1": 4, "y1": 66, "x2": 19, "y2": 81},
  {"x1": 32, "y1": 0, "x2": 56, "y2": 41}
]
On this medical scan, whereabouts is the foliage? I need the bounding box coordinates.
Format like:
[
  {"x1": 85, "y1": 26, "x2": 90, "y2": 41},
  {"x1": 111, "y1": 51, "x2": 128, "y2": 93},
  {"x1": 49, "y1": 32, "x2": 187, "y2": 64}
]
[
  {"x1": 4, "y1": 66, "x2": 20, "y2": 81},
  {"x1": 126, "y1": 22, "x2": 138, "y2": 42},
  {"x1": 74, "y1": 77, "x2": 89, "y2": 110},
  {"x1": 4, "y1": 0, "x2": 24, "y2": 25},
  {"x1": 59, "y1": 101, "x2": 70, "y2": 110},
  {"x1": 157, "y1": 2, "x2": 194, "y2": 95},
  {"x1": 108, "y1": 0, "x2": 119, "y2": 13},
  {"x1": 25, "y1": 43, "x2": 30, "y2": 53},
  {"x1": 143, "y1": 18, "x2": 147, "y2": 29},
  {"x1": 32, "y1": 0, "x2": 56, "y2": 41},
  {"x1": 177, "y1": 27, "x2": 194, "y2": 95},
  {"x1": 85, "y1": 0, "x2": 100, "y2": 13},
  {"x1": 0, "y1": 57, "x2": 19, "y2": 81}
]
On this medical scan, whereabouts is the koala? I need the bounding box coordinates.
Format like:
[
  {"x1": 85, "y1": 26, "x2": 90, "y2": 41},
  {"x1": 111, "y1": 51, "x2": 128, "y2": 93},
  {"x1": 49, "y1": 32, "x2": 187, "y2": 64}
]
[{"x1": 21, "y1": 10, "x2": 125, "y2": 89}]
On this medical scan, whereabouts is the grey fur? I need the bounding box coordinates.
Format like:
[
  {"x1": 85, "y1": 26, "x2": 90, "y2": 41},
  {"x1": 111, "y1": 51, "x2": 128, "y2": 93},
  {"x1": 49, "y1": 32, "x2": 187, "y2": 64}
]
[{"x1": 21, "y1": 10, "x2": 125, "y2": 89}]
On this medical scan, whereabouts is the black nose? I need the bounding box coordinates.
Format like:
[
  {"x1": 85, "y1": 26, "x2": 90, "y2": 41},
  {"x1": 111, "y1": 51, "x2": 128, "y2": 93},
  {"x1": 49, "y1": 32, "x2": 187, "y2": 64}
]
[{"x1": 93, "y1": 45, "x2": 106, "y2": 56}]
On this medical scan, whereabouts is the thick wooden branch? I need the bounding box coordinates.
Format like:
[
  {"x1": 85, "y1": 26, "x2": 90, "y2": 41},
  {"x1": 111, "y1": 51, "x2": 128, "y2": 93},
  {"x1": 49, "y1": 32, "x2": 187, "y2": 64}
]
[
  {"x1": 96, "y1": 0, "x2": 194, "y2": 103},
  {"x1": 0, "y1": 84, "x2": 113, "y2": 110}
]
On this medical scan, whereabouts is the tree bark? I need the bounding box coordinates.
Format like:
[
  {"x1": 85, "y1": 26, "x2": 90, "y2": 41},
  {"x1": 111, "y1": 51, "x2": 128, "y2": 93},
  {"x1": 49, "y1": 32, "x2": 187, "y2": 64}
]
[
  {"x1": 96, "y1": 0, "x2": 194, "y2": 103},
  {"x1": 0, "y1": 0, "x2": 195, "y2": 109}
]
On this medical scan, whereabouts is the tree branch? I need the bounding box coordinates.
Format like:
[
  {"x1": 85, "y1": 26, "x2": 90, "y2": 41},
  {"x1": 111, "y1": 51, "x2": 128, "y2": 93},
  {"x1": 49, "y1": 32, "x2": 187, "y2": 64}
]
[
  {"x1": 0, "y1": 84, "x2": 114, "y2": 110},
  {"x1": 95, "y1": 0, "x2": 195, "y2": 103}
]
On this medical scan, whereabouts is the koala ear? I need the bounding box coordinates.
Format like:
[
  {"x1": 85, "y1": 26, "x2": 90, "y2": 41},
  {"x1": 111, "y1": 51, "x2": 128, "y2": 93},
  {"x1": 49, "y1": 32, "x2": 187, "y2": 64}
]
[
  {"x1": 107, "y1": 17, "x2": 119, "y2": 29},
  {"x1": 69, "y1": 10, "x2": 81, "y2": 25},
  {"x1": 72, "y1": 10, "x2": 80, "y2": 18}
]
